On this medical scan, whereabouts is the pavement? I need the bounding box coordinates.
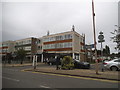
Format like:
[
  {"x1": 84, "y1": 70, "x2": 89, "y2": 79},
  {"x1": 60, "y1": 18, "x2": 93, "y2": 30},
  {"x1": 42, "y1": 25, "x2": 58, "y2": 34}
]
[
  {"x1": 18, "y1": 63, "x2": 120, "y2": 81},
  {"x1": 2, "y1": 62, "x2": 44, "y2": 67},
  {"x1": 2, "y1": 63, "x2": 120, "y2": 81}
]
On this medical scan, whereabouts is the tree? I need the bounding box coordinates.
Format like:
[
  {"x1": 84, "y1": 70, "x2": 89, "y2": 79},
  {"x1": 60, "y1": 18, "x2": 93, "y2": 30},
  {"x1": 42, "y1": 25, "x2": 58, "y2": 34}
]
[
  {"x1": 96, "y1": 45, "x2": 110, "y2": 56},
  {"x1": 16, "y1": 48, "x2": 27, "y2": 64},
  {"x1": 97, "y1": 50, "x2": 101, "y2": 56},
  {"x1": 111, "y1": 26, "x2": 120, "y2": 53},
  {"x1": 6, "y1": 52, "x2": 13, "y2": 64},
  {"x1": 105, "y1": 45, "x2": 110, "y2": 56}
]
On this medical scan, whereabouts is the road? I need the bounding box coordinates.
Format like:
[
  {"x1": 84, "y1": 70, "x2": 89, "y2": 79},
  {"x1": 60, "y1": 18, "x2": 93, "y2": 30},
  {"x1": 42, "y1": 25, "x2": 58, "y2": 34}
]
[{"x1": 2, "y1": 65, "x2": 119, "y2": 89}]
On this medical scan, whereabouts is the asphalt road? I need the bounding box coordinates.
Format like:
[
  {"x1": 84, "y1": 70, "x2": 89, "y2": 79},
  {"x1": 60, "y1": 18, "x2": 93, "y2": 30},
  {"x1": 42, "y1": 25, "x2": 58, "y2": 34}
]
[{"x1": 2, "y1": 66, "x2": 119, "y2": 89}]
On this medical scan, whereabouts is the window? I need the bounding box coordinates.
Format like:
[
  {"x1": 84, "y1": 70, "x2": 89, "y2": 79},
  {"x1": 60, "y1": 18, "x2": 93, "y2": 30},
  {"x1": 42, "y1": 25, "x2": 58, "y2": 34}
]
[
  {"x1": 49, "y1": 37, "x2": 55, "y2": 41},
  {"x1": 51, "y1": 44, "x2": 55, "y2": 49},
  {"x1": 24, "y1": 46, "x2": 31, "y2": 51},
  {"x1": 64, "y1": 34, "x2": 72, "y2": 40},
  {"x1": 63, "y1": 42, "x2": 72, "y2": 48},
  {"x1": 0, "y1": 44, "x2": 2, "y2": 47},
  {"x1": 59, "y1": 43, "x2": 63, "y2": 48},
  {"x1": 43, "y1": 38, "x2": 50, "y2": 42},
  {"x1": 38, "y1": 46, "x2": 40, "y2": 49},
  {"x1": 2, "y1": 43, "x2": 8, "y2": 47},
  {"x1": 68, "y1": 34, "x2": 72, "y2": 39},
  {"x1": 59, "y1": 36, "x2": 63, "y2": 40},
  {"x1": 56, "y1": 36, "x2": 60, "y2": 40},
  {"x1": 43, "y1": 42, "x2": 72, "y2": 49},
  {"x1": 114, "y1": 60, "x2": 120, "y2": 62},
  {"x1": 0, "y1": 49, "x2": 2, "y2": 53},
  {"x1": 41, "y1": 46, "x2": 42, "y2": 49},
  {"x1": 38, "y1": 46, "x2": 42, "y2": 50}
]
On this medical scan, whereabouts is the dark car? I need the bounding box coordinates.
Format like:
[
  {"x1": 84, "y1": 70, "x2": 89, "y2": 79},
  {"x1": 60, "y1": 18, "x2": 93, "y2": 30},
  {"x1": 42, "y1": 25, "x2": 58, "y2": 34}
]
[
  {"x1": 74, "y1": 59, "x2": 90, "y2": 69},
  {"x1": 47, "y1": 58, "x2": 90, "y2": 69},
  {"x1": 47, "y1": 58, "x2": 61, "y2": 65},
  {"x1": 47, "y1": 58, "x2": 56, "y2": 65}
]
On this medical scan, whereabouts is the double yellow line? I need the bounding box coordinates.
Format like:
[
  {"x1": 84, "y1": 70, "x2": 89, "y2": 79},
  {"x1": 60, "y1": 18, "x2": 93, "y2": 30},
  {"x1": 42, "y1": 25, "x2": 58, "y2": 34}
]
[{"x1": 21, "y1": 69, "x2": 119, "y2": 83}]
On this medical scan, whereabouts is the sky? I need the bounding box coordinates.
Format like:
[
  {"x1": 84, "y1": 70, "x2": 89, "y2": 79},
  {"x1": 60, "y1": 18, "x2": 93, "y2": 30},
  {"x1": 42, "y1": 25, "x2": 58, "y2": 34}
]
[{"x1": 1, "y1": 0, "x2": 119, "y2": 54}]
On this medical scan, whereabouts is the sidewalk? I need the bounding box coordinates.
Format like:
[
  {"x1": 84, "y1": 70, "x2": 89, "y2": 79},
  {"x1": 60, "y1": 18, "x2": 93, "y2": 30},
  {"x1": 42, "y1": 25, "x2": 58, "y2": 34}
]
[
  {"x1": 3, "y1": 63, "x2": 120, "y2": 81},
  {"x1": 24, "y1": 66, "x2": 120, "y2": 81},
  {"x1": 2, "y1": 63, "x2": 44, "y2": 67}
]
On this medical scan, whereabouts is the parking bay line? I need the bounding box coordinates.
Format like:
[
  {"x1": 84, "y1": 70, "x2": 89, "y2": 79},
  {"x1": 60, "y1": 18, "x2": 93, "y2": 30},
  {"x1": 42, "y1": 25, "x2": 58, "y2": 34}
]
[
  {"x1": 21, "y1": 70, "x2": 119, "y2": 83},
  {"x1": 2, "y1": 77, "x2": 20, "y2": 82}
]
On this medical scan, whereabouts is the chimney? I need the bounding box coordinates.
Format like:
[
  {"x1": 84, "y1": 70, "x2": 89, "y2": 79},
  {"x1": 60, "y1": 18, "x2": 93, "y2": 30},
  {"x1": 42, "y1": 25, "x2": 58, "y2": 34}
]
[
  {"x1": 72, "y1": 25, "x2": 75, "y2": 31},
  {"x1": 47, "y1": 30, "x2": 49, "y2": 36}
]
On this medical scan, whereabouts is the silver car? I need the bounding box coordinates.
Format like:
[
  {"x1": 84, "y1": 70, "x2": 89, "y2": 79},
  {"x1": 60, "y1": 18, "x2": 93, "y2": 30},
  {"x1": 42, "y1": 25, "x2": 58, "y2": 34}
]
[{"x1": 103, "y1": 58, "x2": 120, "y2": 71}]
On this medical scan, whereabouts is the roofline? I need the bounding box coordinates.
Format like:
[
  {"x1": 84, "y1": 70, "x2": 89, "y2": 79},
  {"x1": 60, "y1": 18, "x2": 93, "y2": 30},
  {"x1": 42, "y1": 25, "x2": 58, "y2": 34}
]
[
  {"x1": 14, "y1": 37, "x2": 37, "y2": 42},
  {"x1": 42, "y1": 30, "x2": 84, "y2": 38}
]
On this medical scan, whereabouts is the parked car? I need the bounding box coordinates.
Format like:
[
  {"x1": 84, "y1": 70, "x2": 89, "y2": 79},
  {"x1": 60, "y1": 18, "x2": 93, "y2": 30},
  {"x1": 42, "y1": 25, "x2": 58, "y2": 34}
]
[
  {"x1": 73, "y1": 59, "x2": 90, "y2": 69},
  {"x1": 47, "y1": 58, "x2": 55, "y2": 65},
  {"x1": 103, "y1": 58, "x2": 120, "y2": 71},
  {"x1": 47, "y1": 58, "x2": 61, "y2": 65},
  {"x1": 47, "y1": 58, "x2": 90, "y2": 69}
]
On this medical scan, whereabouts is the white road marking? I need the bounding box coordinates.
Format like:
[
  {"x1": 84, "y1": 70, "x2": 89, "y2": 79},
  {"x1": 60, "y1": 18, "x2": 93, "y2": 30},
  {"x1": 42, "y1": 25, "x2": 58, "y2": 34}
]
[
  {"x1": 2, "y1": 77, "x2": 20, "y2": 82},
  {"x1": 40, "y1": 85, "x2": 50, "y2": 88}
]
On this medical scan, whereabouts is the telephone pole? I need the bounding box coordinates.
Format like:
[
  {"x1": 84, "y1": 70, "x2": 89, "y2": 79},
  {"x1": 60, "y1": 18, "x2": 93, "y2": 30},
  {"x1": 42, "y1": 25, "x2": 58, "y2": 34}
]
[{"x1": 92, "y1": 0, "x2": 99, "y2": 75}]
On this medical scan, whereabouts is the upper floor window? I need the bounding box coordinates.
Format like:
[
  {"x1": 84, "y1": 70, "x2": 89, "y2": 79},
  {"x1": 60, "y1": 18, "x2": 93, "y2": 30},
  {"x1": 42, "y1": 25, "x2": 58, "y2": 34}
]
[
  {"x1": 64, "y1": 34, "x2": 72, "y2": 40},
  {"x1": 2, "y1": 43, "x2": 8, "y2": 47},
  {"x1": 43, "y1": 34, "x2": 72, "y2": 42}
]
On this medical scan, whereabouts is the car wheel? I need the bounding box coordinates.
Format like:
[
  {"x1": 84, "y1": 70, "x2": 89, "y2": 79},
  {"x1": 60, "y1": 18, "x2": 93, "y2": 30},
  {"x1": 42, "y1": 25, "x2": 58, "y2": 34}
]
[{"x1": 110, "y1": 66, "x2": 118, "y2": 71}]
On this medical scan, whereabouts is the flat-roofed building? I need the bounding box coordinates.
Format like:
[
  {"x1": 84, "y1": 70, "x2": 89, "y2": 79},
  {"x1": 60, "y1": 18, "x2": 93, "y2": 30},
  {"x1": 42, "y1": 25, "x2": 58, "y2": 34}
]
[
  {"x1": 36, "y1": 37, "x2": 43, "y2": 62},
  {"x1": 0, "y1": 40, "x2": 15, "y2": 56},
  {"x1": 15, "y1": 37, "x2": 38, "y2": 61},
  {"x1": 42, "y1": 30, "x2": 85, "y2": 62}
]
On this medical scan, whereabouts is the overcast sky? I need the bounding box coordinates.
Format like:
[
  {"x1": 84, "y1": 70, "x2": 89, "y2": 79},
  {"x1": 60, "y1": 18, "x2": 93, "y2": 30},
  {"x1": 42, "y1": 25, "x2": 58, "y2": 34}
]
[{"x1": 1, "y1": 0, "x2": 119, "y2": 53}]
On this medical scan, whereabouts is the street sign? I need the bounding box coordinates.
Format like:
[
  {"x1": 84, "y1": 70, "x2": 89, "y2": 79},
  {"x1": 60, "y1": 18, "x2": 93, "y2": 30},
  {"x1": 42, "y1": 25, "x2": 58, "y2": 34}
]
[
  {"x1": 98, "y1": 35, "x2": 104, "y2": 40},
  {"x1": 98, "y1": 40, "x2": 105, "y2": 43},
  {"x1": 98, "y1": 31, "x2": 105, "y2": 43},
  {"x1": 85, "y1": 44, "x2": 94, "y2": 49}
]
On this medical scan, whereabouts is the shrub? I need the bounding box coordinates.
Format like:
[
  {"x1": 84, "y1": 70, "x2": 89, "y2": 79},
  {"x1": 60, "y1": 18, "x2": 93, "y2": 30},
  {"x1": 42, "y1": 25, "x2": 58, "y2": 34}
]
[{"x1": 61, "y1": 56, "x2": 74, "y2": 70}]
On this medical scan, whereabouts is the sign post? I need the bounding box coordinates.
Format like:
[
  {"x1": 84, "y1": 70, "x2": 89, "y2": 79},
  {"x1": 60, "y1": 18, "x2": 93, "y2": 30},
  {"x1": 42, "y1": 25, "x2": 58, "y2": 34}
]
[{"x1": 98, "y1": 31, "x2": 105, "y2": 72}]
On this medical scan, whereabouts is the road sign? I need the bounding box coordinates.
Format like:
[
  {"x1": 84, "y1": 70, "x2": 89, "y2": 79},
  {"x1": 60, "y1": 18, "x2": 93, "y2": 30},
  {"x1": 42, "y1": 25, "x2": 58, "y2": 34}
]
[
  {"x1": 98, "y1": 40, "x2": 105, "y2": 43},
  {"x1": 98, "y1": 35, "x2": 104, "y2": 40},
  {"x1": 98, "y1": 31, "x2": 105, "y2": 43},
  {"x1": 85, "y1": 44, "x2": 94, "y2": 49}
]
